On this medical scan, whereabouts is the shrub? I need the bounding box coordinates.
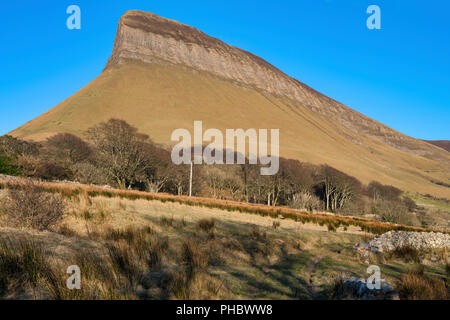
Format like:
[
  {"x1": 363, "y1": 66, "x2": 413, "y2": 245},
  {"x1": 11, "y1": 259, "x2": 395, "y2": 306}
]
[
  {"x1": 374, "y1": 200, "x2": 418, "y2": 226},
  {"x1": 367, "y1": 181, "x2": 402, "y2": 201},
  {"x1": 46, "y1": 133, "x2": 91, "y2": 164},
  {"x1": 402, "y1": 197, "x2": 417, "y2": 212},
  {"x1": 0, "y1": 135, "x2": 39, "y2": 158},
  {"x1": 35, "y1": 162, "x2": 67, "y2": 180},
  {"x1": 72, "y1": 162, "x2": 108, "y2": 185},
  {"x1": 16, "y1": 155, "x2": 40, "y2": 177},
  {"x1": 1, "y1": 182, "x2": 65, "y2": 231},
  {"x1": 327, "y1": 276, "x2": 351, "y2": 300},
  {"x1": 0, "y1": 156, "x2": 20, "y2": 175}
]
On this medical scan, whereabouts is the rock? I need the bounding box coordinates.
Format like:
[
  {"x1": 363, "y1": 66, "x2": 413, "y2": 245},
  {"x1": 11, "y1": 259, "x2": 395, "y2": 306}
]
[
  {"x1": 360, "y1": 242, "x2": 369, "y2": 249},
  {"x1": 340, "y1": 277, "x2": 399, "y2": 300},
  {"x1": 354, "y1": 231, "x2": 450, "y2": 257}
]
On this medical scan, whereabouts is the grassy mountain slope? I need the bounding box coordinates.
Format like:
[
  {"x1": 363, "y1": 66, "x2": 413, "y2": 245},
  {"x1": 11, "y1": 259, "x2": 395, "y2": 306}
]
[
  {"x1": 425, "y1": 140, "x2": 450, "y2": 152},
  {"x1": 10, "y1": 60, "x2": 450, "y2": 198}
]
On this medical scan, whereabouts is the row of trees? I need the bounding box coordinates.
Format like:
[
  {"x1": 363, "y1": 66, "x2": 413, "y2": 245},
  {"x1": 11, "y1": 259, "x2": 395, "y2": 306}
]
[
  {"x1": 0, "y1": 120, "x2": 192, "y2": 194},
  {"x1": 0, "y1": 119, "x2": 418, "y2": 223}
]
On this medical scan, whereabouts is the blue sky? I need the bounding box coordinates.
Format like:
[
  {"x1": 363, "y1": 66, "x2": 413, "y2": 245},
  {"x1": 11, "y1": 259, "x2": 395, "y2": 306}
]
[{"x1": 0, "y1": 0, "x2": 449, "y2": 140}]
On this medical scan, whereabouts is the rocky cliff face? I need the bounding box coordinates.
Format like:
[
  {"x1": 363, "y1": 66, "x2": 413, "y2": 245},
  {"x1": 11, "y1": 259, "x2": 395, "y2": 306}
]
[{"x1": 105, "y1": 10, "x2": 446, "y2": 160}]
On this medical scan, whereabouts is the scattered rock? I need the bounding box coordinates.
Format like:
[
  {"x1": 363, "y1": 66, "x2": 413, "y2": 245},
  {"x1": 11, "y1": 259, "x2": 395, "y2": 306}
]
[{"x1": 341, "y1": 277, "x2": 399, "y2": 300}]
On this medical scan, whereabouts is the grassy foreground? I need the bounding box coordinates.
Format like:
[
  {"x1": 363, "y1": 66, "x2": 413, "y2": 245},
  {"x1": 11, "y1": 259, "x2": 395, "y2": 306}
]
[{"x1": 0, "y1": 184, "x2": 448, "y2": 300}]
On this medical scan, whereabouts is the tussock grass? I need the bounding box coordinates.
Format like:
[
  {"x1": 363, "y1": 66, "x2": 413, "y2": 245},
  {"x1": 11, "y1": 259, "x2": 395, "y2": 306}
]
[
  {"x1": 327, "y1": 276, "x2": 350, "y2": 300},
  {"x1": 57, "y1": 224, "x2": 79, "y2": 238},
  {"x1": 168, "y1": 238, "x2": 210, "y2": 299},
  {"x1": 160, "y1": 216, "x2": 174, "y2": 227},
  {"x1": 250, "y1": 226, "x2": 267, "y2": 240},
  {"x1": 386, "y1": 246, "x2": 421, "y2": 263},
  {"x1": 0, "y1": 236, "x2": 131, "y2": 299},
  {"x1": 182, "y1": 238, "x2": 209, "y2": 276},
  {"x1": 0, "y1": 237, "x2": 48, "y2": 293},
  {"x1": 397, "y1": 265, "x2": 449, "y2": 300},
  {"x1": 197, "y1": 218, "x2": 216, "y2": 238},
  {"x1": 107, "y1": 241, "x2": 141, "y2": 287},
  {"x1": 147, "y1": 237, "x2": 169, "y2": 269}
]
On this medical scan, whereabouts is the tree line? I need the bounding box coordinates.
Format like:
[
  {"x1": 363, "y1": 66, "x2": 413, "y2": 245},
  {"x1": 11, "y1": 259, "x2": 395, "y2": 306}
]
[{"x1": 0, "y1": 119, "x2": 420, "y2": 226}]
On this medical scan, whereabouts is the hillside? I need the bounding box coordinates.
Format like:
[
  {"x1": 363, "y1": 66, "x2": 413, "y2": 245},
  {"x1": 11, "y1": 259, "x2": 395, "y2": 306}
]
[
  {"x1": 424, "y1": 140, "x2": 450, "y2": 153},
  {"x1": 9, "y1": 10, "x2": 450, "y2": 198}
]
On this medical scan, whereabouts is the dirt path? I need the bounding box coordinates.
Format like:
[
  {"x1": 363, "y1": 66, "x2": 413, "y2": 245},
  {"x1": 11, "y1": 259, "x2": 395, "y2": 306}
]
[{"x1": 305, "y1": 254, "x2": 326, "y2": 299}]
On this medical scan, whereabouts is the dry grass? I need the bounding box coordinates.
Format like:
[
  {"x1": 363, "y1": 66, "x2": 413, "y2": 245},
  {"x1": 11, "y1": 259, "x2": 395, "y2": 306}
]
[
  {"x1": 272, "y1": 220, "x2": 281, "y2": 230},
  {"x1": 1, "y1": 179, "x2": 446, "y2": 235},
  {"x1": 0, "y1": 183, "x2": 447, "y2": 300},
  {"x1": 397, "y1": 265, "x2": 449, "y2": 300},
  {"x1": 197, "y1": 218, "x2": 216, "y2": 238},
  {"x1": 386, "y1": 246, "x2": 421, "y2": 263}
]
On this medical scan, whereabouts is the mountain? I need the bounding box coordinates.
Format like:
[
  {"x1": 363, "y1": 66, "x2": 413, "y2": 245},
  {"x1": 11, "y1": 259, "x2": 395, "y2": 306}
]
[
  {"x1": 9, "y1": 10, "x2": 450, "y2": 198},
  {"x1": 424, "y1": 140, "x2": 450, "y2": 153}
]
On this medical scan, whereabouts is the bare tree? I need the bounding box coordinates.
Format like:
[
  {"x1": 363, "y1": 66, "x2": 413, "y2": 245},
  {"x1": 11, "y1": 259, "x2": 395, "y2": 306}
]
[
  {"x1": 142, "y1": 143, "x2": 172, "y2": 193},
  {"x1": 318, "y1": 165, "x2": 361, "y2": 211},
  {"x1": 87, "y1": 119, "x2": 150, "y2": 189},
  {"x1": 367, "y1": 181, "x2": 402, "y2": 202},
  {"x1": 0, "y1": 135, "x2": 39, "y2": 158}
]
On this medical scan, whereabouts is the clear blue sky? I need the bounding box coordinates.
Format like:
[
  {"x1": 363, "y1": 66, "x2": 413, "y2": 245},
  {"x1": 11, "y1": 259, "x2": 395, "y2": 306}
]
[{"x1": 1, "y1": 0, "x2": 449, "y2": 140}]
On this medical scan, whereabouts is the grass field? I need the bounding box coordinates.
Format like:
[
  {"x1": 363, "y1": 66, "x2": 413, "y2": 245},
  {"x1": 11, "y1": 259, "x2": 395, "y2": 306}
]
[
  {"x1": 0, "y1": 185, "x2": 448, "y2": 300},
  {"x1": 2, "y1": 179, "x2": 446, "y2": 235},
  {"x1": 407, "y1": 193, "x2": 450, "y2": 212}
]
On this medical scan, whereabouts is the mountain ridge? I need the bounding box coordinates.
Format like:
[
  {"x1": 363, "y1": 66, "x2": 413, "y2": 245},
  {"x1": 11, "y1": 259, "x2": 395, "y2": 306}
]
[{"x1": 103, "y1": 10, "x2": 445, "y2": 162}]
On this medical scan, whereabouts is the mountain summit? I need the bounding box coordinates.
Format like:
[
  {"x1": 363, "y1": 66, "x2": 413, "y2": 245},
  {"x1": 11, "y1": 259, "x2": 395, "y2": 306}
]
[
  {"x1": 9, "y1": 10, "x2": 450, "y2": 197},
  {"x1": 104, "y1": 11, "x2": 444, "y2": 160}
]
